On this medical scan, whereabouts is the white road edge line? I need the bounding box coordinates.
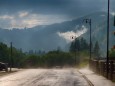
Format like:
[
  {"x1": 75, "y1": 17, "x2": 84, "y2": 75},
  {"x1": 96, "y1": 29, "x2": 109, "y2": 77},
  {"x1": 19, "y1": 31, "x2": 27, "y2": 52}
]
[{"x1": 77, "y1": 70, "x2": 94, "y2": 86}]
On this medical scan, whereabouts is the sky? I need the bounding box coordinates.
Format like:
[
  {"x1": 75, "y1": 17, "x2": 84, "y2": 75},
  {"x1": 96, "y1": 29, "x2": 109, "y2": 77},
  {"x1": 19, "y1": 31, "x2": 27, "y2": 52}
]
[{"x1": 0, "y1": 0, "x2": 115, "y2": 29}]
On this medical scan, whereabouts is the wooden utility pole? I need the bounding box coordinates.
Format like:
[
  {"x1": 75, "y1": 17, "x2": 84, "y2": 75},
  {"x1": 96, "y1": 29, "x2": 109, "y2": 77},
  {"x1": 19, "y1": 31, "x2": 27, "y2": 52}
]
[{"x1": 10, "y1": 42, "x2": 12, "y2": 72}]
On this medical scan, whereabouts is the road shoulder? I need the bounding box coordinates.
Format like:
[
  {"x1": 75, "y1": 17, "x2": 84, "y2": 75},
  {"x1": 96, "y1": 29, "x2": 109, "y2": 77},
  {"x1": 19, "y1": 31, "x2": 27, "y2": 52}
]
[
  {"x1": 0, "y1": 68, "x2": 23, "y2": 77},
  {"x1": 78, "y1": 68, "x2": 115, "y2": 86}
]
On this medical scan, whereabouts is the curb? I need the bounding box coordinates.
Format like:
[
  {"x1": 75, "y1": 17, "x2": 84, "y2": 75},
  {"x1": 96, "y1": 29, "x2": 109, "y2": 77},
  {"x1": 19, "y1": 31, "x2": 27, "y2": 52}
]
[{"x1": 77, "y1": 70, "x2": 94, "y2": 86}]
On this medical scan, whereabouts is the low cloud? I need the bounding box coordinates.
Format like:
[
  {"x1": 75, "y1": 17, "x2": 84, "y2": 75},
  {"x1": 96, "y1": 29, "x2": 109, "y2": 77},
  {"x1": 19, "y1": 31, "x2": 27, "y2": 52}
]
[
  {"x1": 57, "y1": 25, "x2": 87, "y2": 42},
  {"x1": 0, "y1": 15, "x2": 14, "y2": 20},
  {"x1": 111, "y1": 12, "x2": 115, "y2": 16},
  {"x1": 0, "y1": 12, "x2": 69, "y2": 29},
  {"x1": 19, "y1": 11, "x2": 29, "y2": 18}
]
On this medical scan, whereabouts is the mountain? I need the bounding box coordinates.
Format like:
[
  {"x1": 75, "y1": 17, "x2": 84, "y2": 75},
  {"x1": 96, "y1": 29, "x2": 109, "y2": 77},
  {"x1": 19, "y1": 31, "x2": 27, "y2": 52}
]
[{"x1": 0, "y1": 12, "x2": 114, "y2": 55}]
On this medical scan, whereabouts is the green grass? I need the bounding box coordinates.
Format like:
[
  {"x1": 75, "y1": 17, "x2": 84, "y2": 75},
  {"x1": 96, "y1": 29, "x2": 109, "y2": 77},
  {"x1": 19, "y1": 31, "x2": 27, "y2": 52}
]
[{"x1": 78, "y1": 59, "x2": 89, "y2": 68}]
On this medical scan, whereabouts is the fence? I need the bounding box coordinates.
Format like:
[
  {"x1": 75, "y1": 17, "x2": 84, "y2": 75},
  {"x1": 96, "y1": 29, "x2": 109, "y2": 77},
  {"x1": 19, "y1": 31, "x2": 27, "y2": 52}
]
[{"x1": 89, "y1": 60, "x2": 115, "y2": 81}]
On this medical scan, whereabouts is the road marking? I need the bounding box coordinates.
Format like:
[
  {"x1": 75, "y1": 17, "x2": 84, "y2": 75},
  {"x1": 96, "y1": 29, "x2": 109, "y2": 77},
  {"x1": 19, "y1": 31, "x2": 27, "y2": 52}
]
[{"x1": 77, "y1": 70, "x2": 94, "y2": 86}]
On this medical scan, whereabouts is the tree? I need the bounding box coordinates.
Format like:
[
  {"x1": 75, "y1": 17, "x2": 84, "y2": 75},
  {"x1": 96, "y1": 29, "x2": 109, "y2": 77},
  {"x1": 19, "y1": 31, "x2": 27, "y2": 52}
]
[
  {"x1": 91, "y1": 41, "x2": 93, "y2": 53},
  {"x1": 0, "y1": 43, "x2": 9, "y2": 63},
  {"x1": 93, "y1": 41, "x2": 100, "y2": 57},
  {"x1": 69, "y1": 37, "x2": 89, "y2": 52},
  {"x1": 69, "y1": 38, "x2": 80, "y2": 52},
  {"x1": 57, "y1": 46, "x2": 62, "y2": 52},
  {"x1": 80, "y1": 37, "x2": 89, "y2": 51},
  {"x1": 69, "y1": 42, "x2": 75, "y2": 52},
  {"x1": 109, "y1": 49, "x2": 115, "y2": 60}
]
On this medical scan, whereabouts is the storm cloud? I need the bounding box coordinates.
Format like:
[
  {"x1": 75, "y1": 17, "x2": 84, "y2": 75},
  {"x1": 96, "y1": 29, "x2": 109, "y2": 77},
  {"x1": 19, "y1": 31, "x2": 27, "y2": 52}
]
[
  {"x1": 0, "y1": 0, "x2": 115, "y2": 29},
  {"x1": 0, "y1": 0, "x2": 109, "y2": 16}
]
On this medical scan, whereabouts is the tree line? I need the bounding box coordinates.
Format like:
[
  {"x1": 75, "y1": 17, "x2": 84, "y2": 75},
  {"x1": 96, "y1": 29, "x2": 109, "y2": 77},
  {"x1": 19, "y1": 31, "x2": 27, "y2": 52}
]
[
  {"x1": 0, "y1": 37, "x2": 101, "y2": 68},
  {"x1": 69, "y1": 37, "x2": 100, "y2": 58},
  {"x1": 0, "y1": 42, "x2": 75, "y2": 68}
]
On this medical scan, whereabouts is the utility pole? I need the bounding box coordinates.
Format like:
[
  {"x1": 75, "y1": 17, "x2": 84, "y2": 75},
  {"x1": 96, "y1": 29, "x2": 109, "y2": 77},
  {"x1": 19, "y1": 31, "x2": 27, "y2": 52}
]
[
  {"x1": 71, "y1": 36, "x2": 77, "y2": 65},
  {"x1": 113, "y1": 13, "x2": 115, "y2": 49},
  {"x1": 10, "y1": 42, "x2": 12, "y2": 72},
  {"x1": 106, "y1": 0, "x2": 110, "y2": 79},
  {"x1": 113, "y1": 31, "x2": 115, "y2": 49},
  {"x1": 83, "y1": 19, "x2": 92, "y2": 60}
]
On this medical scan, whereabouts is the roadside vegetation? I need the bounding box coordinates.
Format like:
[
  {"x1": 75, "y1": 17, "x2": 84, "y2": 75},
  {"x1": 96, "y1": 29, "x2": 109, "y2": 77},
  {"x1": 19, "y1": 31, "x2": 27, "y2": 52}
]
[
  {"x1": 0, "y1": 37, "x2": 102, "y2": 68},
  {"x1": 109, "y1": 48, "x2": 115, "y2": 60}
]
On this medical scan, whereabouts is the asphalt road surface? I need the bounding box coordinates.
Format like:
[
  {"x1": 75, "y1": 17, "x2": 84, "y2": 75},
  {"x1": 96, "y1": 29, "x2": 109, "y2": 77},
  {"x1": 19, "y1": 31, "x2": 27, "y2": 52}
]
[{"x1": 0, "y1": 68, "x2": 89, "y2": 86}]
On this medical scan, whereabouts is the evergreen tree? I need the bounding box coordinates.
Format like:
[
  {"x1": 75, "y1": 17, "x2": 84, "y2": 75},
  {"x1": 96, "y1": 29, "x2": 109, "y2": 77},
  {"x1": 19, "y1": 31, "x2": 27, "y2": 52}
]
[
  {"x1": 80, "y1": 37, "x2": 89, "y2": 51},
  {"x1": 69, "y1": 37, "x2": 89, "y2": 52},
  {"x1": 75, "y1": 38, "x2": 80, "y2": 51},
  {"x1": 93, "y1": 41, "x2": 100, "y2": 57},
  {"x1": 69, "y1": 41, "x2": 76, "y2": 52},
  {"x1": 109, "y1": 49, "x2": 115, "y2": 60},
  {"x1": 0, "y1": 43, "x2": 9, "y2": 63},
  {"x1": 57, "y1": 46, "x2": 62, "y2": 52},
  {"x1": 69, "y1": 38, "x2": 80, "y2": 52}
]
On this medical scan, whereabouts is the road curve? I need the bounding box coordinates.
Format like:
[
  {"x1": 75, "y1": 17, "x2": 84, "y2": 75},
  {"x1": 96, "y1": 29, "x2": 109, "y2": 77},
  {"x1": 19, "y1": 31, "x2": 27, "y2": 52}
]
[{"x1": 0, "y1": 68, "x2": 89, "y2": 86}]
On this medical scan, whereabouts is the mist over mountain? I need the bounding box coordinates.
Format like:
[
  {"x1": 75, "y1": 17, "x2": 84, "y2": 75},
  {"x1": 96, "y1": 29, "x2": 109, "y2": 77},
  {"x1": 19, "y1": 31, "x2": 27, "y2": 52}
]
[{"x1": 0, "y1": 12, "x2": 114, "y2": 55}]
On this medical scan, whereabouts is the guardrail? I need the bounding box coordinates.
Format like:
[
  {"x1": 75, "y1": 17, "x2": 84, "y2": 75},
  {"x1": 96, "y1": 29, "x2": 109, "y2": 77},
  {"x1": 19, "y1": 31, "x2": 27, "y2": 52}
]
[{"x1": 89, "y1": 60, "x2": 115, "y2": 81}]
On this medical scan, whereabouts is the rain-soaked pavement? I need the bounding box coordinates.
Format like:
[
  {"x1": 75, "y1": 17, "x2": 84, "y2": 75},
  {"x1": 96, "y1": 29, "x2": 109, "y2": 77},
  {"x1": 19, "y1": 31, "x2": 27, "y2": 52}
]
[{"x1": 0, "y1": 68, "x2": 89, "y2": 86}]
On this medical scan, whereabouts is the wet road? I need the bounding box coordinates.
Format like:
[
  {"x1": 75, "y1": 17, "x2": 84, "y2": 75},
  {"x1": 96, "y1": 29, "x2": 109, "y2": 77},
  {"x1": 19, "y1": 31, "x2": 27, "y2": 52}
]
[{"x1": 0, "y1": 68, "x2": 89, "y2": 86}]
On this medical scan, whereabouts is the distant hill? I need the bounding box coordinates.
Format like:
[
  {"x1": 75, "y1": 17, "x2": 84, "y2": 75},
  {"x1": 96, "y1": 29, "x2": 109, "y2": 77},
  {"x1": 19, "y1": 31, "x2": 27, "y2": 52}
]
[{"x1": 0, "y1": 12, "x2": 114, "y2": 55}]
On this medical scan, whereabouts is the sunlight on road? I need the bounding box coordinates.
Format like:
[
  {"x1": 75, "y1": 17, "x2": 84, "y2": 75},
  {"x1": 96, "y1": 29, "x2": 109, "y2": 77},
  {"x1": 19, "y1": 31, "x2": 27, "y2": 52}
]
[{"x1": 0, "y1": 68, "x2": 89, "y2": 86}]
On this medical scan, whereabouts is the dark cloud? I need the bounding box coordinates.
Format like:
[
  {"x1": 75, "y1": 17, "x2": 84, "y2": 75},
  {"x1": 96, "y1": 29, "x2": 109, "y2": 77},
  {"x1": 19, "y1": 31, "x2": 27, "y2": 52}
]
[
  {"x1": 0, "y1": 0, "x2": 113, "y2": 17},
  {"x1": 0, "y1": 0, "x2": 71, "y2": 14},
  {"x1": 0, "y1": 0, "x2": 115, "y2": 29}
]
